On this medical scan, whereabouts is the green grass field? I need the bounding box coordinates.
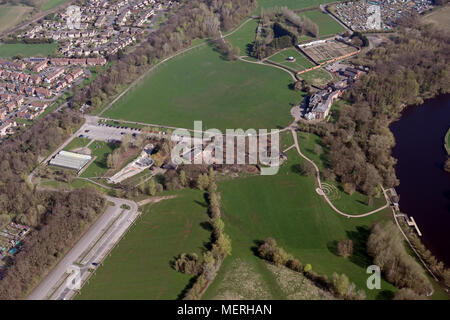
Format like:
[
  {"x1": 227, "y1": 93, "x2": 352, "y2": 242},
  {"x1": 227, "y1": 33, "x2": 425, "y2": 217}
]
[
  {"x1": 80, "y1": 141, "x2": 118, "y2": 178},
  {"x1": 298, "y1": 67, "x2": 334, "y2": 87},
  {"x1": 268, "y1": 48, "x2": 315, "y2": 72},
  {"x1": 0, "y1": 4, "x2": 33, "y2": 34},
  {"x1": 226, "y1": 18, "x2": 259, "y2": 56},
  {"x1": 103, "y1": 44, "x2": 299, "y2": 130},
  {"x1": 0, "y1": 43, "x2": 58, "y2": 58},
  {"x1": 258, "y1": 0, "x2": 339, "y2": 10},
  {"x1": 298, "y1": 9, "x2": 345, "y2": 38},
  {"x1": 76, "y1": 189, "x2": 211, "y2": 299},
  {"x1": 63, "y1": 137, "x2": 91, "y2": 152},
  {"x1": 41, "y1": 0, "x2": 68, "y2": 11},
  {"x1": 203, "y1": 148, "x2": 397, "y2": 300}
]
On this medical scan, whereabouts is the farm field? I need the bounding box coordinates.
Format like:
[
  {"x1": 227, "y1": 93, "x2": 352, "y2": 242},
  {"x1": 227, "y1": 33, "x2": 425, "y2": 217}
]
[
  {"x1": 41, "y1": 0, "x2": 69, "y2": 11},
  {"x1": 76, "y1": 189, "x2": 211, "y2": 299},
  {"x1": 257, "y1": 0, "x2": 339, "y2": 10},
  {"x1": 226, "y1": 18, "x2": 259, "y2": 56},
  {"x1": 0, "y1": 43, "x2": 58, "y2": 58},
  {"x1": 0, "y1": 4, "x2": 33, "y2": 34},
  {"x1": 297, "y1": 67, "x2": 334, "y2": 87},
  {"x1": 298, "y1": 9, "x2": 345, "y2": 37},
  {"x1": 268, "y1": 48, "x2": 315, "y2": 72},
  {"x1": 203, "y1": 148, "x2": 397, "y2": 300},
  {"x1": 103, "y1": 44, "x2": 299, "y2": 130}
]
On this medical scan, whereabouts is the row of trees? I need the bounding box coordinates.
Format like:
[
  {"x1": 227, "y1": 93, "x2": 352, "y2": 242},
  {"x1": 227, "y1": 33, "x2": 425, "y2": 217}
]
[
  {"x1": 367, "y1": 222, "x2": 432, "y2": 296},
  {"x1": 182, "y1": 169, "x2": 232, "y2": 300},
  {"x1": 399, "y1": 220, "x2": 450, "y2": 288},
  {"x1": 257, "y1": 237, "x2": 366, "y2": 299},
  {"x1": 300, "y1": 21, "x2": 450, "y2": 196}
]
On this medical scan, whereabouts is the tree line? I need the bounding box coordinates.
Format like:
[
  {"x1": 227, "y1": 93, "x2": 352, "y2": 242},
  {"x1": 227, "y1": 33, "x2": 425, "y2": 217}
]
[{"x1": 172, "y1": 168, "x2": 232, "y2": 300}]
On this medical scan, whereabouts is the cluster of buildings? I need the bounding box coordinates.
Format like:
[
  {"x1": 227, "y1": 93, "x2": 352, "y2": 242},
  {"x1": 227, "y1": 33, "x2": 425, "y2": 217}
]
[
  {"x1": 17, "y1": 0, "x2": 173, "y2": 58},
  {"x1": 304, "y1": 65, "x2": 366, "y2": 120},
  {"x1": 0, "y1": 57, "x2": 107, "y2": 137},
  {"x1": 334, "y1": 0, "x2": 433, "y2": 31}
]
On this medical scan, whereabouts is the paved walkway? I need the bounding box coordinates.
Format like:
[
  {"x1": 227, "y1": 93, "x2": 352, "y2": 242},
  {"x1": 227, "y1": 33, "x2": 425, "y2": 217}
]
[{"x1": 290, "y1": 128, "x2": 389, "y2": 218}]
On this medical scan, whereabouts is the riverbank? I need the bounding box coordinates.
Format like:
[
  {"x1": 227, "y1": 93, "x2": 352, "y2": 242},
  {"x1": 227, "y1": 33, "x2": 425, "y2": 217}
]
[{"x1": 390, "y1": 94, "x2": 450, "y2": 268}]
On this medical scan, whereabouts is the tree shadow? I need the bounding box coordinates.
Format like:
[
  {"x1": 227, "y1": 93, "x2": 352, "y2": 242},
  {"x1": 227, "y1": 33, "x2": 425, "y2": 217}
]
[
  {"x1": 194, "y1": 200, "x2": 208, "y2": 208},
  {"x1": 345, "y1": 226, "x2": 372, "y2": 268},
  {"x1": 327, "y1": 240, "x2": 339, "y2": 256},
  {"x1": 200, "y1": 221, "x2": 212, "y2": 232},
  {"x1": 376, "y1": 290, "x2": 395, "y2": 300},
  {"x1": 251, "y1": 239, "x2": 264, "y2": 257},
  {"x1": 177, "y1": 275, "x2": 198, "y2": 300},
  {"x1": 245, "y1": 42, "x2": 255, "y2": 56},
  {"x1": 291, "y1": 163, "x2": 302, "y2": 175}
]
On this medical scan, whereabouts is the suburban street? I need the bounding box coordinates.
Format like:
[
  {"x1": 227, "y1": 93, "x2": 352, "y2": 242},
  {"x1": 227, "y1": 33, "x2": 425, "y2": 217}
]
[{"x1": 27, "y1": 196, "x2": 139, "y2": 300}]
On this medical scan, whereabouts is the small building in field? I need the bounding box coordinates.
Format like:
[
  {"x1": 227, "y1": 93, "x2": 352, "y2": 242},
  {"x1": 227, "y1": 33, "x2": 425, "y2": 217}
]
[{"x1": 49, "y1": 150, "x2": 92, "y2": 172}]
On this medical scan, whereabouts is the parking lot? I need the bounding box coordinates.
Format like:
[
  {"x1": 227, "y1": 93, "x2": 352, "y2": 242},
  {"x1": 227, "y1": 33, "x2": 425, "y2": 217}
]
[{"x1": 80, "y1": 122, "x2": 143, "y2": 143}]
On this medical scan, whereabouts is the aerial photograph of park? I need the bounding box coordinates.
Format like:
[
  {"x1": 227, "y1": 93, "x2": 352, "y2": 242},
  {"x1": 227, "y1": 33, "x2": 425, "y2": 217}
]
[{"x1": 0, "y1": 0, "x2": 448, "y2": 314}]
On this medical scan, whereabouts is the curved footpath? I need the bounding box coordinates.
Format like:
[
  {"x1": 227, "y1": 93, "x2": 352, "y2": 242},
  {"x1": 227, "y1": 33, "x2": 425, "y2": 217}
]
[{"x1": 290, "y1": 128, "x2": 389, "y2": 218}]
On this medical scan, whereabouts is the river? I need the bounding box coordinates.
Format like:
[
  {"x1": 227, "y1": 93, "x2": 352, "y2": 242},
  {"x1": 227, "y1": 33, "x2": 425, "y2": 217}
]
[{"x1": 390, "y1": 94, "x2": 450, "y2": 266}]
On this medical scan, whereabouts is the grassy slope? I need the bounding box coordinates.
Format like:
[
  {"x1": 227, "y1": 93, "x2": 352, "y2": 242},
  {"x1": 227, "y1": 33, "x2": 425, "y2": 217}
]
[
  {"x1": 76, "y1": 189, "x2": 211, "y2": 299},
  {"x1": 298, "y1": 9, "x2": 345, "y2": 37},
  {"x1": 0, "y1": 4, "x2": 33, "y2": 34},
  {"x1": 268, "y1": 48, "x2": 315, "y2": 72},
  {"x1": 41, "y1": 0, "x2": 68, "y2": 12},
  {"x1": 103, "y1": 45, "x2": 299, "y2": 130},
  {"x1": 226, "y1": 18, "x2": 259, "y2": 56},
  {"x1": 204, "y1": 148, "x2": 397, "y2": 300},
  {"x1": 0, "y1": 43, "x2": 58, "y2": 58}
]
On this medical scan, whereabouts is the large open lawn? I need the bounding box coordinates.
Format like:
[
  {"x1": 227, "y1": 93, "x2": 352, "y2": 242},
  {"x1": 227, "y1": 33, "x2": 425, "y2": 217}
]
[
  {"x1": 203, "y1": 148, "x2": 397, "y2": 300},
  {"x1": 226, "y1": 18, "x2": 259, "y2": 56},
  {"x1": 298, "y1": 67, "x2": 335, "y2": 87},
  {"x1": 0, "y1": 43, "x2": 58, "y2": 58},
  {"x1": 268, "y1": 48, "x2": 315, "y2": 72},
  {"x1": 77, "y1": 189, "x2": 211, "y2": 299},
  {"x1": 298, "y1": 9, "x2": 345, "y2": 37},
  {"x1": 0, "y1": 4, "x2": 33, "y2": 34},
  {"x1": 103, "y1": 44, "x2": 299, "y2": 130}
]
